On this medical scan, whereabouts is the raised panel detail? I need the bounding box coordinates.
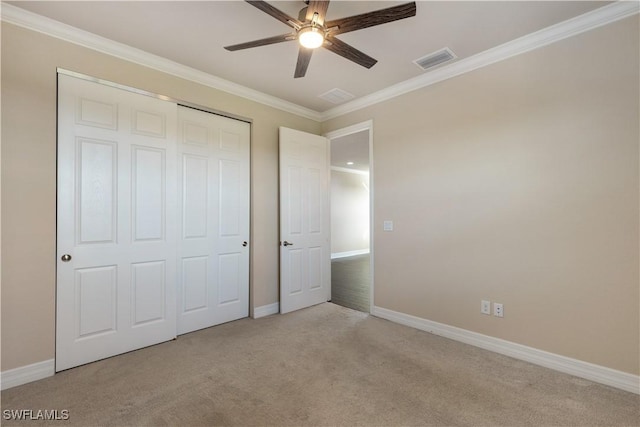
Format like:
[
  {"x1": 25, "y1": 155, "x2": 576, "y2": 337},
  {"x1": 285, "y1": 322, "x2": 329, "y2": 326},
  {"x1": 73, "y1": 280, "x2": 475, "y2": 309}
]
[
  {"x1": 308, "y1": 247, "x2": 322, "y2": 290},
  {"x1": 176, "y1": 105, "x2": 249, "y2": 334},
  {"x1": 75, "y1": 266, "x2": 117, "y2": 339},
  {"x1": 76, "y1": 98, "x2": 117, "y2": 130},
  {"x1": 131, "y1": 261, "x2": 166, "y2": 326},
  {"x1": 218, "y1": 254, "x2": 240, "y2": 304},
  {"x1": 220, "y1": 159, "x2": 240, "y2": 237},
  {"x1": 220, "y1": 130, "x2": 240, "y2": 152},
  {"x1": 288, "y1": 249, "x2": 303, "y2": 295},
  {"x1": 288, "y1": 166, "x2": 303, "y2": 235},
  {"x1": 182, "y1": 256, "x2": 208, "y2": 312},
  {"x1": 77, "y1": 138, "x2": 116, "y2": 244},
  {"x1": 183, "y1": 155, "x2": 208, "y2": 239},
  {"x1": 132, "y1": 146, "x2": 165, "y2": 241},
  {"x1": 132, "y1": 109, "x2": 166, "y2": 138},
  {"x1": 307, "y1": 168, "x2": 321, "y2": 234},
  {"x1": 58, "y1": 74, "x2": 180, "y2": 372},
  {"x1": 183, "y1": 122, "x2": 208, "y2": 146}
]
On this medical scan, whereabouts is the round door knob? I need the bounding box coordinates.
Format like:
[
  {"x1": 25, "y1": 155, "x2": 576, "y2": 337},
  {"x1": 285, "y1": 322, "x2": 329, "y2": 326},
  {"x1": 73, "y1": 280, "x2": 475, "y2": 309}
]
[
  {"x1": 61, "y1": 254, "x2": 72, "y2": 262},
  {"x1": 242, "y1": 241, "x2": 248, "y2": 247}
]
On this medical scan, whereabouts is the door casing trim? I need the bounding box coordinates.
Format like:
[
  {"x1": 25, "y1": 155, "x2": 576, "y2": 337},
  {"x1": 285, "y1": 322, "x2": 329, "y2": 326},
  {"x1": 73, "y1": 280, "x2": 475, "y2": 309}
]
[{"x1": 325, "y1": 120, "x2": 374, "y2": 313}]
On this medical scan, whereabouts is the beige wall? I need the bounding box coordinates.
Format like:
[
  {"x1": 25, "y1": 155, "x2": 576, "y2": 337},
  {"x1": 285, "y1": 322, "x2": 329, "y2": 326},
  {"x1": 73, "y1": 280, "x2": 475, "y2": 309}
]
[
  {"x1": 0, "y1": 23, "x2": 321, "y2": 371},
  {"x1": 331, "y1": 170, "x2": 370, "y2": 254},
  {"x1": 2, "y1": 15, "x2": 639, "y2": 377},
  {"x1": 323, "y1": 17, "x2": 639, "y2": 375}
]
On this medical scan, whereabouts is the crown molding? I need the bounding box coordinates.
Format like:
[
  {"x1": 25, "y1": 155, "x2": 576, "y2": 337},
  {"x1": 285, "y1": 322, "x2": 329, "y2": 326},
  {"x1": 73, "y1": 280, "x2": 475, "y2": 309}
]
[
  {"x1": 0, "y1": 3, "x2": 323, "y2": 122},
  {"x1": 2, "y1": 2, "x2": 637, "y2": 123},
  {"x1": 320, "y1": 1, "x2": 640, "y2": 121}
]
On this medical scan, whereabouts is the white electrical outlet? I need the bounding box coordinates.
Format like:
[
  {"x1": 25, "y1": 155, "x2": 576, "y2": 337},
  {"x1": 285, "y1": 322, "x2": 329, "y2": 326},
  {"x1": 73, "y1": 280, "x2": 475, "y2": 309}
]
[
  {"x1": 481, "y1": 300, "x2": 491, "y2": 315},
  {"x1": 383, "y1": 220, "x2": 394, "y2": 231},
  {"x1": 493, "y1": 303, "x2": 504, "y2": 318}
]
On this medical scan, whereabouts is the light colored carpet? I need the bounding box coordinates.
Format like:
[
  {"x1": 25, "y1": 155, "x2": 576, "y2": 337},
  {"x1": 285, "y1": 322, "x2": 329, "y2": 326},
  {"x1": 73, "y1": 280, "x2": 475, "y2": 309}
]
[{"x1": 2, "y1": 303, "x2": 638, "y2": 426}]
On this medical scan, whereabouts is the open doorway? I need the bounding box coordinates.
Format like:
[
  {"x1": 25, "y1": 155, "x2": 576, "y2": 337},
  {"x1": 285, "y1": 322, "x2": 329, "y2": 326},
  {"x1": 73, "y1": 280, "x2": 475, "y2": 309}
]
[{"x1": 328, "y1": 123, "x2": 372, "y2": 313}]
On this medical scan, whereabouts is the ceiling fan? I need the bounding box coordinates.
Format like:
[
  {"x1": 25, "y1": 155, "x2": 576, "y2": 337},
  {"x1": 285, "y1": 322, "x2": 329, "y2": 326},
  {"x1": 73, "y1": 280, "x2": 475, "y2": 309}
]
[{"x1": 224, "y1": 0, "x2": 417, "y2": 78}]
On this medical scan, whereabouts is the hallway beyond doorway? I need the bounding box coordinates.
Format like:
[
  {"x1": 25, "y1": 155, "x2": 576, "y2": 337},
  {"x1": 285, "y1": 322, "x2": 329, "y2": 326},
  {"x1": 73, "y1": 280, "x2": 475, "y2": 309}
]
[{"x1": 331, "y1": 254, "x2": 370, "y2": 313}]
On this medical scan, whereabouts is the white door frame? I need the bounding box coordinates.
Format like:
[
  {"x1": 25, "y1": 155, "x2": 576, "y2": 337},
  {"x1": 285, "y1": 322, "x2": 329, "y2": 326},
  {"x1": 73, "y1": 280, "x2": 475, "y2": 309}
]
[{"x1": 324, "y1": 120, "x2": 374, "y2": 313}]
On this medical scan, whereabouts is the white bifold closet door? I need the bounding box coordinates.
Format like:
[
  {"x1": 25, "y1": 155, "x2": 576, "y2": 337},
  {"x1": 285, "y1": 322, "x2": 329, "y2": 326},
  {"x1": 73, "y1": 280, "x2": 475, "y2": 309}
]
[
  {"x1": 177, "y1": 106, "x2": 250, "y2": 334},
  {"x1": 56, "y1": 74, "x2": 178, "y2": 371}
]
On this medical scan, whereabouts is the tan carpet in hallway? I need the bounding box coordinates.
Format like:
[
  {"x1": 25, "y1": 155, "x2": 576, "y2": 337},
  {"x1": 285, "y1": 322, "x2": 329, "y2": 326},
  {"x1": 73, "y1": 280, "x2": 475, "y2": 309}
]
[{"x1": 2, "y1": 303, "x2": 638, "y2": 426}]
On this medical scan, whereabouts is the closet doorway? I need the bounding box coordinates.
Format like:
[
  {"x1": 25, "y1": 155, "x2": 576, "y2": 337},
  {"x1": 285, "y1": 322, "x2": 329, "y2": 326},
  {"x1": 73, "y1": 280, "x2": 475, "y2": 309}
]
[{"x1": 327, "y1": 122, "x2": 373, "y2": 313}]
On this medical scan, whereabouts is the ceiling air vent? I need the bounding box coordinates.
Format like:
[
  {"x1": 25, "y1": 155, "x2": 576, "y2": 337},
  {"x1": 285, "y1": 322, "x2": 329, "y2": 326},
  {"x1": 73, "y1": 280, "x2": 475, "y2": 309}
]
[
  {"x1": 318, "y1": 88, "x2": 356, "y2": 104},
  {"x1": 413, "y1": 48, "x2": 457, "y2": 71}
]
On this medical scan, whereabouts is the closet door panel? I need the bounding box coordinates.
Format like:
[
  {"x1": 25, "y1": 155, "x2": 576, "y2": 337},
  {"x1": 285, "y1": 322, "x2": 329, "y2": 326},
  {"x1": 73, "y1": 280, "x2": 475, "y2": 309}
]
[
  {"x1": 57, "y1": 74, "x2": 177, "y2": 371},
  {"x1": 177, "y1": 106, "x2": 250, "y2": 334}
]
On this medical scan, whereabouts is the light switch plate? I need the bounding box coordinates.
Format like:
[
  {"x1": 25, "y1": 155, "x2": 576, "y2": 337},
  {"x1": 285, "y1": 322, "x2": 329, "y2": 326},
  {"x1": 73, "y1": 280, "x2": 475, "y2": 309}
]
[
  {"x1": 481, "y1": 300, "x2": 491, "y2": 315},
  {"x1": 383, "y1": 220, "x2": 393, "y2": 231}
]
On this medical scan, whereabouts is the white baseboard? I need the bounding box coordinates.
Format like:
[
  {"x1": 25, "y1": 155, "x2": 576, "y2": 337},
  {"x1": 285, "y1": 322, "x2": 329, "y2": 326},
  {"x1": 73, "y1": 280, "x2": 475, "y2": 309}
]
[
  {"x1": 1, "y1": 359, "x2": 55, "y2": 390},
  {"x1": 331, "y1": 249, "x2": 370, "y2": 260},
  {"x1": 254, "y1": 302, "x2": 279, "y2": 319},
  {"x1": 372, "y1": 306, "x2": 639, "y2": 395},
  {"x1": 4, "y1": 310, "x2": 636, "y2": 395}
]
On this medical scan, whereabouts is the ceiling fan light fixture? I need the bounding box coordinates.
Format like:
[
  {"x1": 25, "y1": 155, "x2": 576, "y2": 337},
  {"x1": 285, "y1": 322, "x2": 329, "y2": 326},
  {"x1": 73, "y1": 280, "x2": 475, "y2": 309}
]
[
  {"x1": 226, "y1": 1, "x2": 418, "y2": 78},
  {"x1": 298, "y1": 27, "x2": 324, "y2": 49}
]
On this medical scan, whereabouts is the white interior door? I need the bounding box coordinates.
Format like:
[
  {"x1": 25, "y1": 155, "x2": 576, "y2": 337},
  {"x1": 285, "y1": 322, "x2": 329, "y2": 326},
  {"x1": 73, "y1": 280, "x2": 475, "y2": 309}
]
[
  {"x1": 279, "y1": 127, "x2": 330, "y2": 314},
  {"x1": 56, "y1": 74, "x2": 177, "y2": 371},
  {"x1": 177, "y1": 107, "x2": 250, "y2": 334}
]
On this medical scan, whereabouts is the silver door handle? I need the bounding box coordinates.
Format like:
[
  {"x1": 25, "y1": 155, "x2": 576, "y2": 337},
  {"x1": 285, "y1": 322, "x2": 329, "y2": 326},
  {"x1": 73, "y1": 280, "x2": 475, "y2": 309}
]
[
  {"x1": 283, "y1": 241, "x2": 294, "y2": 246},
  {"x1": 61, "y1": 254, "x2": 72, "y2": 262}
]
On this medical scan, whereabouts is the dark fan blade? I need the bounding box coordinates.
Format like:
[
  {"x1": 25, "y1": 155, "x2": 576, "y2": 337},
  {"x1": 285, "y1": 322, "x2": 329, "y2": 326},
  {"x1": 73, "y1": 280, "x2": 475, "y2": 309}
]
[
  {"x1": 324, "y1": 2, "x2": 416, "y2": 35},
  {"x1": 294, "y1": 48, "x2": 314, "y2": 78},
  {"x1": 246, "y1": 0, "x2": 302, "y2": 28},
  {"x1": 306, "y1": 1, "x2": 330, "y2": 25},
  {"x1": 323, "y1": 37, "x2": 377, "y2": 69},
  {"x1": 224, "y1": 33, "x2": 296, "y2": 51}
]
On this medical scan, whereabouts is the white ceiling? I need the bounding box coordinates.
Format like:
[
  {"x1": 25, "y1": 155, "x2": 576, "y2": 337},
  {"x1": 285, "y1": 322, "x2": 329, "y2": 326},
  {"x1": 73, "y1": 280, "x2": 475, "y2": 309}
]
[
  {"x1": 331, "y1": 130, "x2": 370, "y2": 171},
  {"x1": 7, "y1": 1, "x2": 610, "y2": 112}
]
